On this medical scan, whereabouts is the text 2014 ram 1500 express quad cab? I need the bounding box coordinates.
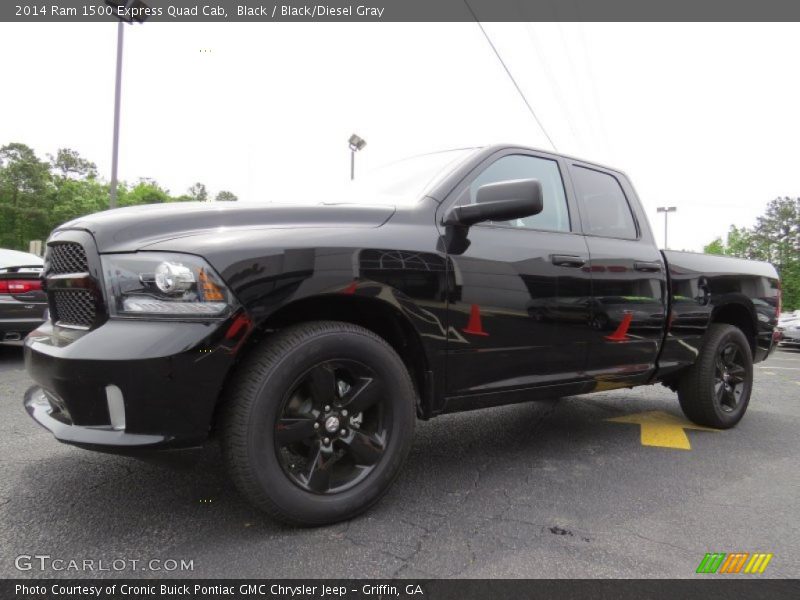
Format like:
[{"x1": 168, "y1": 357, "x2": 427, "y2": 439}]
[{"x1": 23, "y1": 145, "x2": 780, "y2": 525}]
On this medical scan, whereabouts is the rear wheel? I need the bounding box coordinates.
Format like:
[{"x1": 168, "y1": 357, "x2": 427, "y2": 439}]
[
  {"x1": 678, "y1": 323, "x2": 753, "y2": 429},
  {"x1": 222, "y1": 321, "x2": 416, "y2": 525}
]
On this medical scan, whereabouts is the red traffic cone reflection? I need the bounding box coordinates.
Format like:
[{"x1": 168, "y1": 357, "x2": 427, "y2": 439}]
[
  {"x1": 463, "y1": 304, "x2": 489, "y2": 336},
  {"x1": 605, "y1": 311, "x2": 633, "y2": 341}
]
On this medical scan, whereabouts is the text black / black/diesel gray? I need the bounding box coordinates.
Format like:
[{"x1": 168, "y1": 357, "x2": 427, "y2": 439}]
[{"x1": 23, "y1": 145, "x2": 780, "y2": 525}]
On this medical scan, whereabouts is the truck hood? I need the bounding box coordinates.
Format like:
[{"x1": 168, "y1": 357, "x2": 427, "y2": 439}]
[{"x1": 53, "y1": 202, "x2": 396, "y2": 253}]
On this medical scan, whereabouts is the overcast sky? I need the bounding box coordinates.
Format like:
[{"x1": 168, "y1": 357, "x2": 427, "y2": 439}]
[{"x1": 1, "y1": 22, "x2": 798, "y2": 251}]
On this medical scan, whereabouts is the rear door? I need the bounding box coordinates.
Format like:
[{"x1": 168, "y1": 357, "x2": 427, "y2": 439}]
[
  {"x1": 567, "y1": 163, "x2": 667, "y2": 379},
  {"x1": 442, "y1": 149, "x2": 593, "y2": 400}
]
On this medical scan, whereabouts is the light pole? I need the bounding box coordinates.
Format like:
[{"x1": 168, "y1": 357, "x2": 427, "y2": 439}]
[
  {"x1": 348, "y1": 134, "x2": 366, "y2": 180},
  {"x1": 657, "y1": 206, "x2": 677, "y2": 249},
  {"x1": 106, "y1": 1, "x2": 150, "y2": 209}
]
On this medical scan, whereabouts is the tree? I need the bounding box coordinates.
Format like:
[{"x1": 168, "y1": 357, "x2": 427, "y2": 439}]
[
  {"x1": 753, "y1": 197, "x2": 799, "y2": 266},
  {"x1": 188, "y1": 182, "x2": 208, "y2": 203},
  {"x1": 49, "y1": 148, "x2": 97, "y2": 179},
  {"x1": 0, "y1": 143, "x2": 53, "y2": 249},
  {"x1": 0, "y1": 140, "x2": 241, "y2": 251},
  {"x1": 49, "y1": 177, "x2": 108, "y2": 230},
  {"x1": 119, "y1": 180, "x2": 171, "y2": 206},
  {"x1": 704, "y1": 197, "x2": 800, "y2": 310},
  {"x1": 215, "y1": 190, "x2": 238, "y2": 202},
  {"x1": 703, "y1": 238, "x2": 725, "y2": 256}
]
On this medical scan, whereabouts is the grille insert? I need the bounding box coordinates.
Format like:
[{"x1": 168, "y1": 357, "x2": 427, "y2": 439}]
[
  {"x1": 51, "y1": 289, "x2": 96, "y2": 328},
  {"x1": 48, "y1": 243, "x2": 88, "y2": 275}
]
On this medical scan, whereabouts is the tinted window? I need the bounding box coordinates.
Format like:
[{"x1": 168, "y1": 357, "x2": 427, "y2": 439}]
[
  {"x1": 467, "y1": 155, "x2": 570, "y2": 232},
  {"x1": 571, "y1": 166, "x2": 637, "y2": 239}
]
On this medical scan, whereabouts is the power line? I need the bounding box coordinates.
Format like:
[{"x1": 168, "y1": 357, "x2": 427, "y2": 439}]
[
  {"x1": 463, "y1": 0, "x2": 558, "y2": 152},
  {"x1": 524, "y1": 23, "x2": 581, "y2": 150},
  {"x1": 576, "y1": 22, "x2": 613, "y2": 160}
]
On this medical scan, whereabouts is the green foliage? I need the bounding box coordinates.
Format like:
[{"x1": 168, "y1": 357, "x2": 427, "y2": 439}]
[
  {"x1": 0, "y1": 143, "x2": 53, "y2": 249},
  {"x1": 188, "y1": 182, "x2": 208, "y2": 203},
  {"x1": 50, "y1": 177, "x2": 109, "y2": 227},
  {"x1": 704, "y1": 197, "x2": 800, "y2": 310},
  {"x1": 0, "y1": 142, "x2": 237, "y2": 251},
  {"x1": 49, "y1": 148, "x2": 97, "y2": 179},
  {"x1": 118, "y1": 180, "x2": 171, "y2": 207},
  {"x1": 703, "y1": 238, "x2": 725, "y2": 256},
  {"x1": 781, "y1": 261, "x2": 800, "y2": 314},
  {"x1": 215, "y1": 190, "x2": 238, "y2": 202}
]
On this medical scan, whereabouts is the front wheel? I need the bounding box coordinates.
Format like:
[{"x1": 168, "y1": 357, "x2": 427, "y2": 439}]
[
  {"x1": 222, "y1": 321, "x2": 416, "y2": 525},
  {"x1": 678, "y1": 323, "x2": 753, "y2": 429}
]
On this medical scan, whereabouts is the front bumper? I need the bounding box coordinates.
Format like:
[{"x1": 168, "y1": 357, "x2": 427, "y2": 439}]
[
  {"x1": 25, "y1": 386, "x2": 166, "y2": 452},
  {"x1": 23, "y1": 316, "x2": 246, "y2": 454}
]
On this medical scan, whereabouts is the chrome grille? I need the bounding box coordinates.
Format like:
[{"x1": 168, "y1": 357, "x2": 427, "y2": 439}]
[
  {"x1": 51, "y1": 289, "x2": 96, "y2": 328},
  {"x1": 48, "y1": 243, "x2": 88, "y2": 275}
]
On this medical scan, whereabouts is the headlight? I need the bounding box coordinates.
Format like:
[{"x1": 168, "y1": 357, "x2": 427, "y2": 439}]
[{"x1": 102, "y1": 253, "x2": 234, "y2": 319}]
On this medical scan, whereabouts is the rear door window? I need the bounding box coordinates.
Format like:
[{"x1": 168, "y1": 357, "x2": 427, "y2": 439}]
[{"x1": 570, "y1": 166, "x2": 638, "y2": 240}]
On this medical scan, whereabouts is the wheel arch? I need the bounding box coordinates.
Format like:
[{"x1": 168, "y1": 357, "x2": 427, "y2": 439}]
[
  {"x1": 229, "y1": 292, "x2": 437, "y2": 420},
  {"x1": 711, "y1": 299, "x2": 757, "y2": 355}
]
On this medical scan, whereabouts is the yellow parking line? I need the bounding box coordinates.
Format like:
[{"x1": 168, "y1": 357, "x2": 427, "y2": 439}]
[{"x1": 605, "y1": 411, "x2": 717, "y2": 450}]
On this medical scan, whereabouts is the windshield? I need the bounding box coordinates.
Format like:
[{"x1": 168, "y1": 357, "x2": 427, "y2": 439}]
[{"x1": 323, "y1": 148, "x2": 477, "y2": 206}]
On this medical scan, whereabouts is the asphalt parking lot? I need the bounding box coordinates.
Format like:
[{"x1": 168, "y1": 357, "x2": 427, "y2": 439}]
[{"x1": 0, "y1": 343, "x2": 798, "y2": 579}]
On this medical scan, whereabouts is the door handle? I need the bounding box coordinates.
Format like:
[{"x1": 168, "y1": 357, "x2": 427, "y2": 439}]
[
  {"x1": 551, "y1": 254, "x2": 586, "y2": 268},
  {"x1": 634, "y1": 261, "x2": 662, "y2": 273}
]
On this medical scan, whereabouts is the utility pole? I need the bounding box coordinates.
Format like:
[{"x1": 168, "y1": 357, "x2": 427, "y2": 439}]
[
  {"x1": 657, "y1": 206, "x2": 677, "y2": 249},
  {"x1": 109, "y1": 19, "x2": 124, "y2": 209},
  {"x1": 106, "y1": 1, "x2": 150, "y2": 209}
]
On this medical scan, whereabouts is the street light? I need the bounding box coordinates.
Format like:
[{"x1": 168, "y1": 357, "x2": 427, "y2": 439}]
[
  {"x1": 656, "y1": 206, "x2": 677, "y2": 249},
  {"x1": 105, "y1": 1, "x2": 150, "y2": 209},
  {"x1": 348, "y1": 134, "x2": 366, "y2": 180}
]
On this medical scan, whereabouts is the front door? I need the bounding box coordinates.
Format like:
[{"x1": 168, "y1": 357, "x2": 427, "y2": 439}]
[{"x1": 442, "y1": 150, "x2": 593, "y2": 401}]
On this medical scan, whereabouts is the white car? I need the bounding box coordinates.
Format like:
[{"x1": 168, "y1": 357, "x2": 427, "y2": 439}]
[{"x1": 779, "y1": 321, "x2": 800, "y2": 347}]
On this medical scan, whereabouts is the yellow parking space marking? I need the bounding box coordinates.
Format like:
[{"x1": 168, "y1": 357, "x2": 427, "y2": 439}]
[{"x1": 606, "y1": 410, "x2": 718, "y2": 450}]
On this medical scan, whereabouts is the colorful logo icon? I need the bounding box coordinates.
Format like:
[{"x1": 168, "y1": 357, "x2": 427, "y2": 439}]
[{"x1": 696, "y1": 552, "x2": 773, "y2": 574}]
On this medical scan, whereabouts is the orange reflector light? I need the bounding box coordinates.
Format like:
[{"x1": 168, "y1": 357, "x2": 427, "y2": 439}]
[{"x1": 198, "y1": 268, "x2": 225, "y2": 302}]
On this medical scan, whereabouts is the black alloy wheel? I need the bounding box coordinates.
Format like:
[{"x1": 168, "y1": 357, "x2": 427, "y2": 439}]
[
  {"x1": 275, "y1": 360, "x2": 389, "y2": 494},
  {"x1": 713, "y1": 342, "x2": 747, "y2": 413},
  {"x1": 678, "y1": 323, "x2": 753, "y2": 429},
  {"x1": 222, "y1": 321, "x2": 416, "y2": 526}
]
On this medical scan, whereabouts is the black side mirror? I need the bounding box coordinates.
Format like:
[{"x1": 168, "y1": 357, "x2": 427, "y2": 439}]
[{"x1": 442, "y1": 179, "x2": 544, "y2": 253}]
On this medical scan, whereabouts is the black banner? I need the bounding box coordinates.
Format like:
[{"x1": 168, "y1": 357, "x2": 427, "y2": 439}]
[
  {"x1": 3, "y1": 580, "x2": 800, "y2": 600},
  {"x1": 4, "y1": 0, "x2": 800, "y2": 22}
]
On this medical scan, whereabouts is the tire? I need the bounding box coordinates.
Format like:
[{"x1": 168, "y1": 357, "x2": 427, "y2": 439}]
[
  {"x1": 678, "y1": 323, "x2": 753, "y2": 429},
  {"x1": 221, "y1": 321, "x2": 416, "y2": 526}
]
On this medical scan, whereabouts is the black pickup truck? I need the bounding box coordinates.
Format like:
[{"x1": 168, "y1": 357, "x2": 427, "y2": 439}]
[{"x1": 23, "y1": 145, "x2": 780, "y2": 525}]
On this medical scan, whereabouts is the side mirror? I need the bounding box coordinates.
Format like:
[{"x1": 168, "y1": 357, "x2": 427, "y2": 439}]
[{"x1": 442, "y1": 179, "x2": 544, "y2": 253}]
